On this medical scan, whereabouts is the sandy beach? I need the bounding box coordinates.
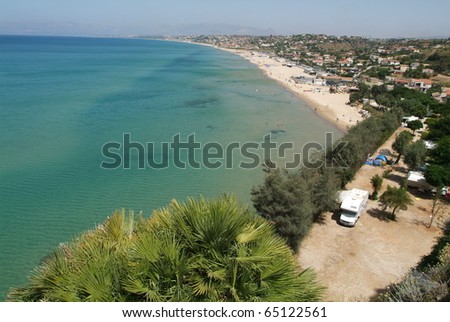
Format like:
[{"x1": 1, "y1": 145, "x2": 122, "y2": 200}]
[{"x1": 220, "y1": 48, "x2": 363, "y2": 132}]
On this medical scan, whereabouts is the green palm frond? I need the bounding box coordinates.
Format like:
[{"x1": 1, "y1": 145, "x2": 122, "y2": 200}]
[{"x1": 9, "y1": 196, "x2": 324, "y2": 302}]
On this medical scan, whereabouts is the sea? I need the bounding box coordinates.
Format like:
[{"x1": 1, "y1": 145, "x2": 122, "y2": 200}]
[{"x1": 0, "y1": 35, "x2": 341, "y2": 300}]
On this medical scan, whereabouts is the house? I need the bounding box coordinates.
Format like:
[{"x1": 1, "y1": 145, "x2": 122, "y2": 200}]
[
  {"x1": 394, "y1": 79, "x2": 411, "y2": 86},
  {"x1": 410, "y1": 62, "x2": 421, "y2": 69},
  {"x1": 394, "y1": 78, "x2": 433, "y2": 93},
  {"x1": 412, "y1": 79, "x2": 433, "y2": 92},
  {"x1": 378, "y1": 57, "x2": 389, "y2": 65},
  {"x1": 324, "y1": 76, "x2": 354, "y2": 85},
  {"x1": 422, "y1": 68, "x2": 434, "y2": 75},
  {"x1": 313, "y1": 78, "x2": 327, "y2": 86},
  {"x1": 400, "y1": 65, "x2": 409, "y2": 73},
  {"x1": 313, "y1": 59, "x2": 324, "y2": 66},
  {"x1": 402, "y1": 116, "x2": 420, "y2": 127}
]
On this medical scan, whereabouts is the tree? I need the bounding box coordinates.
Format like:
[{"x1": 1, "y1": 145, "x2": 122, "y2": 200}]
[
  {"x1": 399, "y1": 99, "x2": 427, "y2": 118},
  {"x1": 349, "y1": 91, "x2": 363, "y2": 104},
  {"x1": 379, "y1": 186, "x2": 414, "y2": 219},
  {"x1": 370, "y1": 174, "x2": 383, "y2": 200},
  {"x1": 425, "y1": 164, "x2": 450, "y2": 189},
  {"x1": 392, "y1": 131, "x2": 413, "y2": 164},
  {"x1": 404, "y1": 140, "x2": 427, "y2": 171},
  {"x1": 431, "y1": 136, "x2": 450, "y2": 166},
  {"x1": 425, "y1": 116, "x2": 450, "y2": 141},
  {"x1": 407, "y1": 120, "x2": 423, "y2": 133},
  {"x1": 251, "y1": 167, "x2": 316, "y2": 252},
  {"x1": 425, "y1": 164, "x2": 450, "y2": 228},
  {"x1": 8, "y1": 196, "x2": 323, "y2": 302},
  {"x1": 428, "y1": 198, "x2": 447, "y2": 229}
]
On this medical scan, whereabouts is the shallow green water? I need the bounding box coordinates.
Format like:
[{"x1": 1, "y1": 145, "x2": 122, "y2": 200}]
[{"x1": 0, "y1": 36, "x2": 340, "y2": 299}]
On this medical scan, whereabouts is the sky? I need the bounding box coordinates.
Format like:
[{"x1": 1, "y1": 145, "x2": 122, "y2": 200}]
[{"x1": 1, "y1": 0, "x2": 449, "y2": 38}]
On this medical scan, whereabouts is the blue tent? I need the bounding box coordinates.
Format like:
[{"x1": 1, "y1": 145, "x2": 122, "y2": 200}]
[
  {"x1": 373, "y1": 159, "x2": 383, "y2": 166},
  {"x1": 375, "y1": 155, "x2": 388, "y2": 162}
]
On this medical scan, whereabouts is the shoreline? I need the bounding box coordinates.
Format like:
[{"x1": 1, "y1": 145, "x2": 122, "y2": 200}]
[
  {"x1": 144, "y1": 39, "x2": 362, "y2": 132},
  {"x1": 214, "y1": 47, "x2": 364, "y2": 132}
]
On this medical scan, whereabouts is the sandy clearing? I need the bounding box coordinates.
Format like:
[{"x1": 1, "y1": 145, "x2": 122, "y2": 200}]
[{"x1": 298, "y1": 127, "x2": 448, "y2": 301}]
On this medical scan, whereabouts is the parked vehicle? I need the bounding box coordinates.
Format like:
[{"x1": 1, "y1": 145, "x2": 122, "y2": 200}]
[
  {"x1": 407, "y1": 171, "x2": 432, "y2": 192},
  {"x1": 339, "y1": 188, "x2": 369, "y2": 227}
]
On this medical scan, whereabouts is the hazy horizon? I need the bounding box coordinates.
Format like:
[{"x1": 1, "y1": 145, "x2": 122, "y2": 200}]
[{"x1": 1, "y1": 0, "x2": 450, "y2": 39}]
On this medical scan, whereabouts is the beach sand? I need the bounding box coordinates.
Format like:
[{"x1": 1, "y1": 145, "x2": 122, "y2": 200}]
[{"x1": 220, "y1": 48, "x2": 363, "y2": 132}]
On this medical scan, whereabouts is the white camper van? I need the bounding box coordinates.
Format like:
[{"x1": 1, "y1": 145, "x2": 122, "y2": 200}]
[
  {"x1": 406, "y1": 171, "x2": 432, "y2": 192},
  {"x1": 339, "y1": 188, "x2": 369, "y2": 227}
]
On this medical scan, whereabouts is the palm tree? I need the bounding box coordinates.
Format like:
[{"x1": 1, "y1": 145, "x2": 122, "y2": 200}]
[
  {"x1": 379, "y1": 186, "x2": 414, "y2": 219},
  {"x1": 8, "y1": 210, "x2": 136, "y2": 302},
  {"x1": 370, "y1": 174, "x2": 383, "y2": 200},
  {"x1": 8, "y1": 196, "x2": 323, "y2": 302}
]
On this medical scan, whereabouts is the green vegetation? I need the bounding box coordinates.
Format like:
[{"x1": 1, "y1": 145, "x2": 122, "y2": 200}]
[
  {"x1": 424, "y1": 115, "x2": 450, "y2": 141},
  {"x1": 379, "y1": 186, "x2": 413, "y2": 219},
  {"x1": 179, "y1": 33, "x2": 450, "y2": 302},
  {"x1": 392, "y1": 130, "x2": 413, "y2": 164},
  {"x1": 399, "y1": 53, "x2": 422, "y2": 65},
  {"x1": 425, "y1": 164, "x2": 450, "y2": 189},
  {"x1": 352, "y1": 83, "x2": 443, "y2": 118},
  {"x1": 366, "y1": 67, "x2": 392, "y2": 80},
  {"x1": 423, "y1": 113, "x2": 450, "y2": 189},
  {"x1": 370, "y1": 174, "x2": 383, "y2": 200},
  {"x1": 431, "y1": 136, "x2": 450, "y2": 167},
  {"x1": 252, "y1": 111, "x2": 401, "y2": 252},
  {"x1": 407, "y1": 119, "x2": 423, "y2": 132},
  {"x1": 382, "y1": 169, "x2": 392, "y2": 179},
  {"x1": 404, "y1": 140, "x2": 427, "y2": 171},
  {"x1": 404, "y1": 66, "x2": 428, "y2": 79},
  {"x1": 8, "y1": 196, "x2": 323, "y2": 302},
  {"x1": 328, "y1": 109, "x2": 402, "y2": 186},
  {"x1": 427, "y1": 50, "x2": 450, "y2": 75},
  {"x1": 252, "y1": 165, "x2": 339, "y2": 251}
]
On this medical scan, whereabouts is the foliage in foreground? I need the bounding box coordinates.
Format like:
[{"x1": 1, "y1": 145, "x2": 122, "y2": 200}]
[{"x1": 8, "y1": 196, "x2": 323, "y2": 302}]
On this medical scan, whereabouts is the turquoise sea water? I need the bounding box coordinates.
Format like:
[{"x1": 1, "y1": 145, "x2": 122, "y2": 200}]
[{"x1": 0, "y1": 36, "x2": 340, "y2": 300}]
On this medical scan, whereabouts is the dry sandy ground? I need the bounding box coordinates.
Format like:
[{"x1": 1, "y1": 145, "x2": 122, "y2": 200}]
[
  {"x1": 298, "y1": 127, "x2": 449, "y2": 301},
  {"x1": 220, "y1": 49, "x2": 363, "y2": 132}
]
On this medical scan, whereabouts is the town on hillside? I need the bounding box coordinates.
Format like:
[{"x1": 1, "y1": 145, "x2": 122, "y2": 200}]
[{"x1": 164, "y1": 34, "x2": 450, "y2": 102}]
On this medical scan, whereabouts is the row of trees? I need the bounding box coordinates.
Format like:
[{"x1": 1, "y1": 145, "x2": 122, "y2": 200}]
[
  {"x1": 252, "y1": 110, "x2": 402, "y2": 252},
  {"x1": 8, "y1": 196, "x2": 323, "y2": 302}
]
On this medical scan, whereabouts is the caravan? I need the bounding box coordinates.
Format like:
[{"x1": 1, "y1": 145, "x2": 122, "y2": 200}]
[{"x1": 339, "y1": 188, "x2": 369, "y2": 227}]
